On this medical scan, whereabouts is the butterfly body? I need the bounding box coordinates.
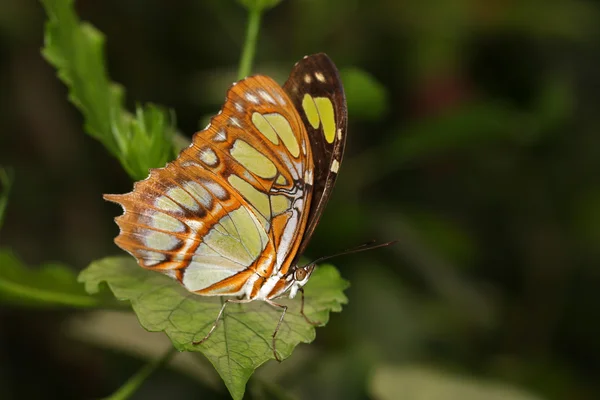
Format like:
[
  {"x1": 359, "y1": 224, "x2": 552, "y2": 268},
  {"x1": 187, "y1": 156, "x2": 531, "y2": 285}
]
[{"x1": 105, "y1": 54, "x2": 346, "y2": 359}]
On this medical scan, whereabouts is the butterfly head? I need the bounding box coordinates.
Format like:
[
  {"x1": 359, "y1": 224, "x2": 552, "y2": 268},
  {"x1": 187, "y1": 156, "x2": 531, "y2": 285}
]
[{"x1": 287, "y1": 263, "x2": 316, "y2": 299}]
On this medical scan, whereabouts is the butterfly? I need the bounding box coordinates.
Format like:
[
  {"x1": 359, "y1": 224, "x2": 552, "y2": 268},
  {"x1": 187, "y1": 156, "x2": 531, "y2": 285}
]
[{"x1": 104, "y1": 53, "x2": 347, "y2": 361}]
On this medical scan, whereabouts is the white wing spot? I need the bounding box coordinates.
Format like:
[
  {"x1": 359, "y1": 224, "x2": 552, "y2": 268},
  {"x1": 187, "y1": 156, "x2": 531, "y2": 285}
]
[
  {"x1": 304, "y1": 169, "x2": 314, "y2": 185},
  {"x1": 186, "y1": 219, "x2": 204, "y2": 231},
  {"x1": 304, "y1": 74, "x2": 312, "y2": 84},
  {"x1": 144, "y1": 259, "x2": 162, "y2": 267},
  {"x1": 181, "y1": 161, "x2": 201, "y2": 168},
  {"x1": 163, "y1": 270, "x2": 178, "y2": 279},
  {"x1": 315, "y1": 72, "x2": 326, "y2": 82},
  {"x1": 230, "y1": 117, "x2": 242, "y2": 128},
  {"x1": 258, "y1": 89, "x2": 276, "y2": 104},
  {"x1": 331, "y1": 159, "x2": 340, "y2": 173},
  {"x1": 245, "y1": 93, "x2": 259, "y2": 104},
  {"x1": 213, "y1": 129, "x2": 227, "y2": 142},
  {"x1": 203, "y1": 180, "x2": 228, "y2": 200},
  {"x1": 337, "y1": 128, "x2": 342, "y2": 140},
  {"x1": 199, "y1": 147, "x2": 218, "y2": 167},
  {"x1": 234, "y1": 102, "x2": 244, "y2": 113},
  {"x1": 275, "y1": 92, "x2": 286, "y2": 105},
  {"x1": 138, "y1": 250, "x2": 166, "y2": 266}
]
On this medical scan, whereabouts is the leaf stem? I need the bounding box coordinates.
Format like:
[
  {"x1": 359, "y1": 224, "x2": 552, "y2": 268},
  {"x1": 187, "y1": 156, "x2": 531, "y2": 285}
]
[
  {"x1": 0, "y1": 277, "x2": 101, "y2": 308},
  {"x1": 103, "y1": 346, "x2": 178, "y2": 400},
  {"x1": 237, "y1": 7, "x2": 263, "y2": 80}
]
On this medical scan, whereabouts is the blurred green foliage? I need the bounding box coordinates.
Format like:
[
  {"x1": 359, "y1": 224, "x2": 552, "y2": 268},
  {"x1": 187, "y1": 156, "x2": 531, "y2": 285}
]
[
  {"x1": 0, "y1": 0, "x2": 599, "y2": 399},
  {"x1": 370, "y1": 365, "x2": 544, "y2": 400},
  {"x1": 341, "y1": 68, "x2": 388, "y2": 120},
  {"x1": 0, "y1": 249, "x2": 100, "y2": 307},
  {"x1": 41, "y1": 0, "x2": 177, "y2": 180}
]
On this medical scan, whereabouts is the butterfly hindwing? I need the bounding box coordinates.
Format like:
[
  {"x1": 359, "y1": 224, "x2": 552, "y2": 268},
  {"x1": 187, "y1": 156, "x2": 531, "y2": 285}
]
[
  {"x1": 283, "y1": 53, "x2": 348, "y2": 256},
  {"x1": 105, "y1": 75, "x2": 315, "y2": 297}
]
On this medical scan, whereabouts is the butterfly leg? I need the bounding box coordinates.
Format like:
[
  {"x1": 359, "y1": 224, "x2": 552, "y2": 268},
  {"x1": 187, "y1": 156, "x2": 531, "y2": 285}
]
[
  {"x1": 193, "y1": 298, "x2": 252, "y2": 346},
  {"x1": 299, "y1": 287, "x2": 321, "y2": 326},
  {"x1": 265, "y1": 299, "x2": 288, "y2": 362}
]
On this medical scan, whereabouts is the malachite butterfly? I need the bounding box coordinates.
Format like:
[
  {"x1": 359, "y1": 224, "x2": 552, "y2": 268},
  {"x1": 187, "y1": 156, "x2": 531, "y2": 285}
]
[{"x1": 105, "y1": 53, "x2": 347, "y2": 361}]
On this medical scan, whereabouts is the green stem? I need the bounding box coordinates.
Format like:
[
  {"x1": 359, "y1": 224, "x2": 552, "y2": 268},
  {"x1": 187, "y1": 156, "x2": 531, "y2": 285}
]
[
  {"x1": 237, "y1": 7, "x2": 262, "y2": 80},
  {"x1": 103, "y1": 346, "x2": 178, "y2": 400},
  {"x1": 0, "y1": 277, "x2": 101, "y2": 308}
]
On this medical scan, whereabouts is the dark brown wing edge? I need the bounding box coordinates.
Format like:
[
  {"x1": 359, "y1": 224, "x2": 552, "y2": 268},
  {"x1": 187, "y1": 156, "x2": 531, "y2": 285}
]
[{"x1": 282, "y1": 53, "x2": 348, "y2": 257}]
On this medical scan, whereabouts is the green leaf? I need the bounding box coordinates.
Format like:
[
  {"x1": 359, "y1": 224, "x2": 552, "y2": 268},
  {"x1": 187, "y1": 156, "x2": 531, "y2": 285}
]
[
  {"x1": 237, "y1": 0, "x2": 283, "y2": 12},
  {"x1": 370, "y1": 365, "x2": 544, "y2": 400},
  {"x1": 40, "y1": 0, "x2": 176, "y2": 180},
  {"x1": 0, "y1": 248, "x2": 104, "y2": 308},
  {"x1": 341, "y1": 67, "x2": 389, "y2": 120},
  {"x1": 79, "y1": 256, "x2": 349, "y2": 400},
  {"x1": 0, "y1": 167, "x2": 14, "y2": 231}
]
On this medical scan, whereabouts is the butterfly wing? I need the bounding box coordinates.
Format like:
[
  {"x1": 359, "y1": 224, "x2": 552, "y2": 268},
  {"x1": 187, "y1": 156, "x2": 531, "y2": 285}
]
[
  {"x1": 283, "y1": 53, "x2": 348, "y2": 256},
  {"x1": 105, "y1": 75, "x2": 314, "y2": 298}
]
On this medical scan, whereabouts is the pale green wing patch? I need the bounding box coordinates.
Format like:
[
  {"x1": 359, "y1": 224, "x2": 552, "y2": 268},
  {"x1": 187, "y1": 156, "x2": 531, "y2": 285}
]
[{"x1": 78, "y1": 257, "x2": 349, "y2": 400}]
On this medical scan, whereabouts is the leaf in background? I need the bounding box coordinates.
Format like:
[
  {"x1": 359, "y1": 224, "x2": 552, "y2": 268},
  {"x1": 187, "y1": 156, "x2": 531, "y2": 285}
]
[
  {"x1": 79, "y1": 256, "x2": 349, "y2": 400},
  {"x1": 341, "y1": 67, "x2": 388, "y2": 120},
  {"x1": 0, "y1": 248, "x2": 105, "y2": 308},
  {"x1": 40, "y1": 0, "x2": 176, "y2": 180},
  {"x1": 0, "y1": 167, "x2": 14, "y2": 231},
  {"x1": 370, "y1": 365, "x2": 545, "y2": 400}
]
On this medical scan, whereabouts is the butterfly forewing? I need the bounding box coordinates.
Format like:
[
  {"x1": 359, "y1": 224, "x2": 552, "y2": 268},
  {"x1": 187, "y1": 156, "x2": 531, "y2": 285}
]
[
  {"x1": 282, "y1": 53, "x2": 348, "y2": 256},
  {"x1": 105, "y1": 75, "x2": 314, "y2": 298}
]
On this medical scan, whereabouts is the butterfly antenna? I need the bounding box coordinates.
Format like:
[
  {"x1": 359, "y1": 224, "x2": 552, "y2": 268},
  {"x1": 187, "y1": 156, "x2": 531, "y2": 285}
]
[{"x1": 302, "y1": 240, "x2": 398, "y2": 268}]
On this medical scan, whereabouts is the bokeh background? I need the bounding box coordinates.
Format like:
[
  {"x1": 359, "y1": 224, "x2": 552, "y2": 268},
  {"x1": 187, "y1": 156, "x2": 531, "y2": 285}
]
[{"x1": 1, "y1": 0, "x2": 599, "y2": 399}]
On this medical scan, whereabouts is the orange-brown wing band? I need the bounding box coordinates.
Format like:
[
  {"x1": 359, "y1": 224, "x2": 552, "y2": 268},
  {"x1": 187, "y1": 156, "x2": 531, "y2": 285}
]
[{"x1": 105, "y1": 75, "x2": 315, "y2": 297}]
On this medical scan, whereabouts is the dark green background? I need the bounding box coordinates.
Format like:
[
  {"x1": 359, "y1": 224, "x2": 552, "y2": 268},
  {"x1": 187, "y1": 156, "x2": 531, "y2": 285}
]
[{"x1": 1, "y1": 0, "x2": 599, "y2": 399}]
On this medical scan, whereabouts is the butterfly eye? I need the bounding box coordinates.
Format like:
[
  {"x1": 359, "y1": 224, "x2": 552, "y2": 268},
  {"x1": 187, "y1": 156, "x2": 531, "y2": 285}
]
[{"x1": 294, "y1": 268, "x2": 307, "y2": 281}]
